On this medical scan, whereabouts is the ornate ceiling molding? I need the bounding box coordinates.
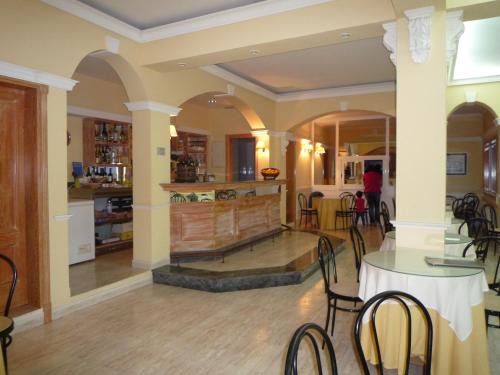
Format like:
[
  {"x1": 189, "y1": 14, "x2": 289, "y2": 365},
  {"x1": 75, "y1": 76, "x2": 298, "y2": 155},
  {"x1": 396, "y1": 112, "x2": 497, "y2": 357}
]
[
  {"x1": 124, "y1": 101, "x2": 181, "y2": 115},
  {"x1": 446, "y1": 11, "x2": 464, "y2": 68},
  {"x1": 382, "y1": 22, "x2": 397, "y2": 66},
  {"x1": 404, "y1": 6, "x2": 435, "y2": 64}
]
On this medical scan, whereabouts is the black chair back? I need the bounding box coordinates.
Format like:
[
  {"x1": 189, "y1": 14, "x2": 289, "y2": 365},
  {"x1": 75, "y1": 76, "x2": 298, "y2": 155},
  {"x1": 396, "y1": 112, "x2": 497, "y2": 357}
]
[
  {"x1": 317, "y1": 236, "x2": 338, "y2": 292},
  {"x1": 339, "y1": 191, "x2": 352, "y2": 199},
  {"x1": 284, "y1": 322, "x2": 338, "y2": 375},
  {"x1": 298, "y1": 193, "x2": 308, "y2": 211},
  {"x1": 462, "y1": 217, "x2": 491, "y2": 240},
  {"x1": 481, "y1": 204, "x2": 497, "y2": 229},
  {"x1": 309, "y1": 191, "x2": 325, "y2": 208},
  {"x1": 340, "y1": 194, "x2": 355, "y2": 212},
  {"x1": 354, "y1": 290, "x2": 433, "y2": 375},
  {"x1": 349, "y1": 226, "x2": 366, "y2": 282},
  {"x1": 380, "y1": 201, "x2": 391, "y2": 219},
  {"x1": 0, "y1": 254, "x2": 17, "y2": 317},
  {"x1": 462, "y1": 236, "x2": 499, "y2": 262},
  {"x1": 463, "y1": 193, "x2": 480, "y2": 212},
  {"x1": 446, "y1": 195, "x2": 456, "y2": 206},
  {"x1": 379, "y1": 211, "x2": 393, "y2": 234}
]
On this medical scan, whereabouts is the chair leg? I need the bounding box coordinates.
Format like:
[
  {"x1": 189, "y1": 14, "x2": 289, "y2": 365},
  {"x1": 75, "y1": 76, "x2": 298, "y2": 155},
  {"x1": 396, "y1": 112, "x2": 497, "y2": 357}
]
[
  {"x1": 2, "y1": 337, "x2": 8, "y2": 375},
  {"x1": 334, "y1": 214, "x2": 337, "y2": 230},
  {"x1": 299, "y1": 212, "x2": 303, "y2": 227},
  {"x1": 331, "y1": 299, "x2": 338, "y2": 337}
]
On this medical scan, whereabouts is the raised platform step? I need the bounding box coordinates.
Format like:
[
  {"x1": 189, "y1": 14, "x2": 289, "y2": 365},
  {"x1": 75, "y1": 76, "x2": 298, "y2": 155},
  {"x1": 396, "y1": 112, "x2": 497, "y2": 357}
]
[{"x1": 153, "y1": 231, "x2": 345, "y2": 292}]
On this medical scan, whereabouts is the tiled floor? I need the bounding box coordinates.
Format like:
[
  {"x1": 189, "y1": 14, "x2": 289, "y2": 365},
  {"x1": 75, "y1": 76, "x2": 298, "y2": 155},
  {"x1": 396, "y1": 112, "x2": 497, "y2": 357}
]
[
  {"x1": 69, "y1": 249, "x2": 145, "y2": 296},
  {"x1": 11, "y1": 226, "x2": 500, "y2": 374}
]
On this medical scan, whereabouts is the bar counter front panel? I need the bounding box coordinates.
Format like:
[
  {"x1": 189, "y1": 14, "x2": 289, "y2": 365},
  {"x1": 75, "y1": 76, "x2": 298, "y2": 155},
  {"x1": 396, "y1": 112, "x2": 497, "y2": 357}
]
[{"x1": 162, "y1": 180, "x2": 284, "y2": 258}]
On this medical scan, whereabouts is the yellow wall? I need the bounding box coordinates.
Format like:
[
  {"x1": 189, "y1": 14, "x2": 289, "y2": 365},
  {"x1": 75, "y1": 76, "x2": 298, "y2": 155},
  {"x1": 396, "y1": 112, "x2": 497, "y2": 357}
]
[
  {"x1": 446, "y1": 141, "x2": 482, "y2": 193},
  {"x1": 447, "y1": 82, "x2": 500, "y2": 117}
]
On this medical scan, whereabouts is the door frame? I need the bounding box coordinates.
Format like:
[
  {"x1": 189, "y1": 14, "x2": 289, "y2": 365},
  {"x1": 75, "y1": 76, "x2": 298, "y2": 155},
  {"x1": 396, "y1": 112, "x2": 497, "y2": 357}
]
[
  {"x1": 286, "y1": 141, "x2": 296, "y2": 224},
  {"x1": 225, "y1": 134, "x2": 256, "y2": 182},
  {"x1": 0, "y1": 76, "x2": 50, "y2": 321}
]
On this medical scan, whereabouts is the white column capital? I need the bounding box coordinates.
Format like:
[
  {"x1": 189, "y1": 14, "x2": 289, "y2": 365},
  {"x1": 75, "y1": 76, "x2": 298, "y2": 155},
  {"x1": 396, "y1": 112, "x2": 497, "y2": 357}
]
[
  {"x1": 404, "y1": 6, "x2": 435, "y2": 64},
  {"x1": 250, "y1": 129, "x2": 269, "y2": 137},
  {"x1": 124, "y1": 101, "x2": 181, "y2": 116},
  {"x1": 382, "y1": 22, "x2": 397, "y2": 66}
]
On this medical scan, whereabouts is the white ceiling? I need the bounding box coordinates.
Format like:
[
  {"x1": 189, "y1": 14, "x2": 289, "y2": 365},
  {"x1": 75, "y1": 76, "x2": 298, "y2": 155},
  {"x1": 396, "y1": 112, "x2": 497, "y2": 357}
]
[
  {"x1": 78, "y1": 0, "x2": 264, "y2": 29},
  {"x1": 219, "y1": 37, "x2": 395, "y2": 94},
  {"x1": 453, "y1": 16, "x2": 500, "y2": 81}
]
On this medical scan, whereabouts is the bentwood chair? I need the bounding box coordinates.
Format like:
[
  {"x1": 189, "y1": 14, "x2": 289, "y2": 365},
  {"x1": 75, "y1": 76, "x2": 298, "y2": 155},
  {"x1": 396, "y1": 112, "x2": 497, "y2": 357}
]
[
  {"x1": 298, "y1": 193, "x2": 319, "y2": 228},
  {"x1": 463, "y1": 236, "x2": 499, "y2": 263},
  {"x1": 0, "y1": 254, "x2": 18, "y2": 374},
  {"x1": 482, "y1": 204, "x2": 499, "y2": 255},
  {"x1": 284, "y1": 322, "x2": 339, "y2": 375},
  {"x1": 335, "y1": 193, "x2": 355, "y2": 230},
  {"x1": 485, "y1": 251, "x2": 500, "y2": 329},
  {"x1": 459, "y1": 217, "x2": 490, "y2": 241},
  {"x1": 170, "y1": 193, "x2": 186, "y2": 203},
  {"x1": 317, "y1": 236, "x2": 362, "y2": 337},
  {"x1": 354, "y1": 290, "x2": 433, "y2": 375},
  {"x1": 349, "y1": 226, "x2": 366, "y2": 282}
]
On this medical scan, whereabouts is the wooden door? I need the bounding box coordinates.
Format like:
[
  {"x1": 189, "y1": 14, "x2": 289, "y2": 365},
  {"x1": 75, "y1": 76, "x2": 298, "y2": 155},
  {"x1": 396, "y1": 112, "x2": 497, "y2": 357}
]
[
  {"x1": 0, "y1": 81, "x2": 34, "y2": 311},
  {"x1": 286, "y1": 141, "x2": 296, "y2": 224}
]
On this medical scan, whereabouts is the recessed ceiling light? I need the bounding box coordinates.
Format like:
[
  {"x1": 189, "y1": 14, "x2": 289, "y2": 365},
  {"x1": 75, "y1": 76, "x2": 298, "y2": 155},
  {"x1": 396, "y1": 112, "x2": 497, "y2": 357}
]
[
  {"x1": 208, "y1": 97, "x2": 217, "y2": 104},
  {"x1": 249, "y1": 49, "x2": 260, "y2": 55},
  {"x1": 341, "y1": 32, "x2": 351, "y2": 39},
  {"x1": 177, "y1": 62, "x2": 187, "y2": 67}
]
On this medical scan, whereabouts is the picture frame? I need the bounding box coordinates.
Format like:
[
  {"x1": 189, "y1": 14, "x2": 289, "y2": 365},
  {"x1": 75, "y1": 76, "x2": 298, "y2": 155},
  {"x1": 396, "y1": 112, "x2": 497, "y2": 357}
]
[{"x1": 446, "y1": 153, "x2": 467, "y2": 175}]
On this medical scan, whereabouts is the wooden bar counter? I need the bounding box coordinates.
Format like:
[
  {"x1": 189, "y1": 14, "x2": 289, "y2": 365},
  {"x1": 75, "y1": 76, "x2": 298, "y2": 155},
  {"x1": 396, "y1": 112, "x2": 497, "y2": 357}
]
[{"x1": 160, "y1": 180, "x2": 285, "y2": 261}]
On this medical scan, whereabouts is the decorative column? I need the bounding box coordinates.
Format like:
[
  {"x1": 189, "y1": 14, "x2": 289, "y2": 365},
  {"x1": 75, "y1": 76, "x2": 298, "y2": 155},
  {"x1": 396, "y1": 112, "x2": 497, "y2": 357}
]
[
  {"x1": 269, "y1": 131, "x2": 291, "y2": 224},
  {"x1": 125, "y1": 101, "x2": 180, "y2": 268},
  {"x1": 389, "y1": 7, "x2": 449, "y2": 250}
]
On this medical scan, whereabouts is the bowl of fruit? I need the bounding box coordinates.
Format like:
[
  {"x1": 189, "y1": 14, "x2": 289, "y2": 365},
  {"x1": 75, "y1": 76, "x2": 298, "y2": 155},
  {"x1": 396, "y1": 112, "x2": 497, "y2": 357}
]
[{"x1": 261, "y1": 167, "x2": 280, "y2": 180}]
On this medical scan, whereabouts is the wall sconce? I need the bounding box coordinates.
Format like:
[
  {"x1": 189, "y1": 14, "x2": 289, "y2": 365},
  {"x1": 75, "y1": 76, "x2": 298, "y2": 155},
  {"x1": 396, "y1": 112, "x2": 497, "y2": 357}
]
[
  {"x1": 170, "y1": 124, "x2": 178, "y2": 137},
  {"x1": 315, "y1": 143, "x2": 325, "y2": 155},
  {"x1": 256, "y1": 139, "x2": 266, "y2": 152},
  {"x1": 301, "y1": 141, "x2": 313, "y2": 153}
]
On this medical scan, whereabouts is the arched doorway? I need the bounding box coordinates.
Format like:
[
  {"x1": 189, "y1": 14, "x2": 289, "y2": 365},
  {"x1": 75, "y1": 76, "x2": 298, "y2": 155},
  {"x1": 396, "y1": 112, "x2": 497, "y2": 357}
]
[
  {"x1": 447, "y1": 102, "x2": 498, "y2": 202},
  {"x1": 172, "y1": 91, "x2": 266, "y2": 183},
  {"x1": 66, "y1": 53, "x2": 146, "y2": 296},
  {"x1": 286, "y1": 110, "x2": 396, "y2": 223}
]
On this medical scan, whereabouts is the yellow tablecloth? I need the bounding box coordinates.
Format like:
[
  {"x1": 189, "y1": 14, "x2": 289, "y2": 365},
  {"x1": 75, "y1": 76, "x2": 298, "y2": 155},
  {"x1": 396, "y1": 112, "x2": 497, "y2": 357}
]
[
  {"x1": 311, "y1": 198, "x2": 342, "y2": 230},
  {"x1": 360, "y1": 303, "x2": 490, "y2": 375}
]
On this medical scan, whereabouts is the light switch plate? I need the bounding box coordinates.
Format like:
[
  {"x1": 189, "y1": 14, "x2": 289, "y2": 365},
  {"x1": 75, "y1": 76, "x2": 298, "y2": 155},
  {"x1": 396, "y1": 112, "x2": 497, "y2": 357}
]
[{"x1": 157, "y1": 147, "x2": 165, "y2": 156}]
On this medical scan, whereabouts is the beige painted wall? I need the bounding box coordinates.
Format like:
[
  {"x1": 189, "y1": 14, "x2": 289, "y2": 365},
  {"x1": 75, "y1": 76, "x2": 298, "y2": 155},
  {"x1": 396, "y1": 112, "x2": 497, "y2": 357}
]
[
  {"x1": 447, "y1": 81, "x2": 500, "y2": 117},
  {"x1": 446, "y1": 141, "x2": 482, "y2": 194}
]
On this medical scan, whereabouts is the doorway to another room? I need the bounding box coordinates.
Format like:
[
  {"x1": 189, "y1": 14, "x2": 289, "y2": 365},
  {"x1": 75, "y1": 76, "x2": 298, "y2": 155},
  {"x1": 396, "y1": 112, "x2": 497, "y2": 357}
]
[{"x1": 226, "y1": 135, "x2": 256, "y2": 181}]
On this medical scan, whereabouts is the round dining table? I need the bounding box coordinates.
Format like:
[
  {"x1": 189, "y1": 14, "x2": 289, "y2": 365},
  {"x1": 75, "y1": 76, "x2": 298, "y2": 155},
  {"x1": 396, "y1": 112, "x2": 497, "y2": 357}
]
[
  {"x1": 379, "y1": 231, "x2": 475, "y2": 257},
  {"x1": 358, "y1": 250, "x2": 490, "y2": 375},
  {"x1": 311, "y1": 197, "x2": 342, "y2": 230}
]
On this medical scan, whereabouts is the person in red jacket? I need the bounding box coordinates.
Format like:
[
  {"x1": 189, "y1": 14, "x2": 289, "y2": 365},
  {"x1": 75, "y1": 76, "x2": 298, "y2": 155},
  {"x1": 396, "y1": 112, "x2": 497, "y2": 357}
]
[{"x1": 363, "y1": 164, "x2": 382, "y2": 224}]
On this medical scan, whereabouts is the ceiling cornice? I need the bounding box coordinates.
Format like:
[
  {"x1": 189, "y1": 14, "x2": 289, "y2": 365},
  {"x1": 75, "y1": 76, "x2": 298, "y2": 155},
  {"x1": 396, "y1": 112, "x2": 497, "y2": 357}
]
[
  {"x1": 41, "y1": 0, "x2": 332, "y2": 43},
  {"x1": 200, "y1": 65, "x2": 278, "y2": 101},
  {"x1": 124, "y1": 101, "x2": 181, "y2": 115},
  {"x1": 68, "y1": 105, "x2": 132, "y2": 122},
  {"x1": 275, "y1": 82, "x2": 396, "y2": 102},
  {"x1": 448, "y1": 75, "x2": 500, "y2": 86}
]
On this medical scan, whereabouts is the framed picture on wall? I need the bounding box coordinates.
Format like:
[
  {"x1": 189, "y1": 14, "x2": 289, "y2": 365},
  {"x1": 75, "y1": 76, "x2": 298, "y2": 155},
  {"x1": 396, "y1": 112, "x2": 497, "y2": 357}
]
[{"x1": 446, "y1": 153, "x2": 467, "y2": 175}]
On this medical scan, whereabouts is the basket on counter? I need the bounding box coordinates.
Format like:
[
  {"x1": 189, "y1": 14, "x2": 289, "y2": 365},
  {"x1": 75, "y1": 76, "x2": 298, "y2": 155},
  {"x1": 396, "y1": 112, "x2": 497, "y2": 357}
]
[{"x1": 261, "y1": 168, "x2": 280, "y2": 180}]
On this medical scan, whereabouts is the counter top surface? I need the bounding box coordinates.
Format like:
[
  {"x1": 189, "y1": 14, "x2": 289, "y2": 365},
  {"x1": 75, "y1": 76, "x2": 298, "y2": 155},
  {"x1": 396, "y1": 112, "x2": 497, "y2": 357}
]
[{"x1": 161, "y1": 179, "x2": 286, "y2": 192}]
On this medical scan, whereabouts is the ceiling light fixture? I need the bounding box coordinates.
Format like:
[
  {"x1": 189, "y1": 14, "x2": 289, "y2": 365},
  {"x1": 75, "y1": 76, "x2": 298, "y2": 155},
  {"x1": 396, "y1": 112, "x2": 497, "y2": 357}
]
[
  {"x1": 341, "y1": 32, "x2": 351, "y2": 39},
  {"x1": 177, "y1": 62, "x2": 187, "y2": 67},
  {"x1": 249, "y1": 49, "x2": 260, "y2": 55}
]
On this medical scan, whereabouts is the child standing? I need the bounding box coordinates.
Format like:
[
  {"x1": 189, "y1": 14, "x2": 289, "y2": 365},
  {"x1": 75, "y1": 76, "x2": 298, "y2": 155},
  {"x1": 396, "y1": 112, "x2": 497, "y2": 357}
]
[{"x1": 354, "y1": 191, "x2": 366, "y2": 225}]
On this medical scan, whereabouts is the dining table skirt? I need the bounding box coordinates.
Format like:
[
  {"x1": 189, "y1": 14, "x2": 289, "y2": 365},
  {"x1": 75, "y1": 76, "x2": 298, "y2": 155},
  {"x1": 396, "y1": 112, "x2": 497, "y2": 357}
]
[
  {"x1": 311, "y1": 198, "x2": 342, "y2": 230},
  {"x1": 359, "y1": 303, "x2": 490, "y2": 375}
]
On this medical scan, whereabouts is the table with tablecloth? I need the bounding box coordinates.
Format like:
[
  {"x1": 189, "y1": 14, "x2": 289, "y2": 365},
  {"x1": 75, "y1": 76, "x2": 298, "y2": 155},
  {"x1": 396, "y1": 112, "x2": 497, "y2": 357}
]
[
  {"x1": 358, "y1": 250, "x2": 490, "y2": 375},
  {"x1": 311, "y1": 197, "x2": 342, "y2": 230},
  {"x1": 379, "y1": 231, "x2": 475, "y2": 257}
]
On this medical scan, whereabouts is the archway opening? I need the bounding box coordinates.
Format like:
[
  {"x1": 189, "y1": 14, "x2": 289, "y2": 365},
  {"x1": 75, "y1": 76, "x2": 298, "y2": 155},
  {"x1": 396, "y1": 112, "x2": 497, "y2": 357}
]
[
  {"x1": 171, "y1": 91, "x2": 266, "y2": 183},
  {"x1": 66, "y1": 53, "x2": 145, "y2": 296},
  {"x1": 446, "y1": 102, "x2": 498, "y2": 202}
]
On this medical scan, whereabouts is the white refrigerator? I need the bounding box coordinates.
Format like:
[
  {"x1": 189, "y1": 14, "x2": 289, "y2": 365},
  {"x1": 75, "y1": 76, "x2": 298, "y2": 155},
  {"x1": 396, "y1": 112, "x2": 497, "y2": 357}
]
[{"x1": 68, "y1": 199, "x2": 96, "y2": 265}]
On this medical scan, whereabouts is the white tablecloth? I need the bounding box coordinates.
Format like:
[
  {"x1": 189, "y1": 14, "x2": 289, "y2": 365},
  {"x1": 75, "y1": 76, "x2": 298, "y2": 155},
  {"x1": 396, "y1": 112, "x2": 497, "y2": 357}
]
[
  {"x1": 358, "y1": 261, "x2": 489, "y2": 341},
  {"x1": 379, "y1": 233, "x2": 475, "y2": 258}
]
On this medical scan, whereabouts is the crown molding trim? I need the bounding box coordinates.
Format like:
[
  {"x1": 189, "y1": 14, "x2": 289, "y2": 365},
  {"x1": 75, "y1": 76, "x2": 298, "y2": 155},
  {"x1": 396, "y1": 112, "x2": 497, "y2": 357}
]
[
  {"x1": 124, "y1": 101, "x2": 181, "y2": 115},
  {"x1": 176, "y1": 125, "x2": 211, "y2": 136},
  {"x1": 42, "y1": 0, "x2": 331, "y2": 43},
  {"x1": 275, "y1": 81, "x2": 396, "y2": 102},
  {"x1": 41, "y1": 0, "x2": 141, "y2": 42},
  {"x1": 200, "y1": 66, "x2": 278, "y2": 101},
  {"x1": 0, "y1": 60, "x2": 78, "y2": 91},
  {"x1": 67, "y1": 105, "x2": 132, "y2": 123},
  {"x1": 250, "y1": 130, "x2": 269, "y2": 137},
  {"x1": 448, "y1": 75, "x2": 500, "y2": 86}
]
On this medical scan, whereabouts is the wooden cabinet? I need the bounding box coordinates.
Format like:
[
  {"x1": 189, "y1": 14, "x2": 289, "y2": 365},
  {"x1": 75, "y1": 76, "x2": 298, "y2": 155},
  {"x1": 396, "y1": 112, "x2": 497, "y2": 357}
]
[
  {"x1": 83, "y1": 118, "x2": 132, "y2": 171},
  {"x1": 171, "y1": 131, "x2": 207, "y2": 168}
]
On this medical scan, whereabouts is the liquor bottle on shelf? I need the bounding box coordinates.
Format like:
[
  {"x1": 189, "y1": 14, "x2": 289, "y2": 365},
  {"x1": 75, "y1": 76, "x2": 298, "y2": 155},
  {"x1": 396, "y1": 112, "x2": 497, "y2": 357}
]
[
  {"x1": 102, "y1": 123, "x2": 108, "y2": 141},
  {"x1": 120, "y1": 126, "x2": 127, "y2": 143},
  {"x1": 107, "y1": 168, "x2": 113, "y2": 182},
  {"x1": 112, "y1": 125, "x2": 120, "y2": 143}
]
